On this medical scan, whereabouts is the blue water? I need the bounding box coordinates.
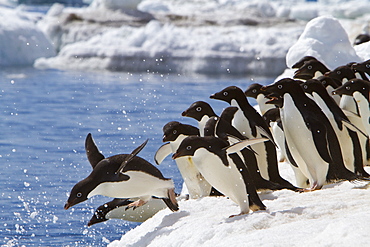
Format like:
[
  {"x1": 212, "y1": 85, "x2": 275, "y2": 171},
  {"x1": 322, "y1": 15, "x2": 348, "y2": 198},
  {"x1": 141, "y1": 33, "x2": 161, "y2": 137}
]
[{"x1": 0, "y1": 67, "x2": 273, "y2": 246}]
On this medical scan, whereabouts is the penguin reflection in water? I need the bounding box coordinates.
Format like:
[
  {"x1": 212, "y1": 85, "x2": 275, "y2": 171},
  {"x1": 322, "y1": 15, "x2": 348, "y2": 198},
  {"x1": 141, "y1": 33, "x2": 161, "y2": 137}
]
[
  {"x1": 173, "y1": 135, "x2": 268, "y2": 217},
  {"x1": 64, "y1": 133, "x2": 179, "y2": 213}
]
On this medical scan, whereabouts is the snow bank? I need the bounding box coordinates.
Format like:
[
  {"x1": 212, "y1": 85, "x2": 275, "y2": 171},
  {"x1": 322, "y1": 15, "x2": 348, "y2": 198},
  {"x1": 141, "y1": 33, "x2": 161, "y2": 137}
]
[
  {"x1": 0, "y1": 6, "x2": 55, "y2": 66},
  {"x1": 108, "y1": 164, "x2": 370, "y2": 247},
  {"x1": 286, "y1": 16, "x2": 362, "y2": 69},
  {"x1": 35, "y1": 20, "x2": 303, "y2": 75}
]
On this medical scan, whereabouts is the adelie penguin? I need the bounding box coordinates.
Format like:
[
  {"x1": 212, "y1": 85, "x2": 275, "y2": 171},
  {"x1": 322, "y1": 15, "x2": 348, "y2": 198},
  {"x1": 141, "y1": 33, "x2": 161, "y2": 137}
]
[
  {"x1": 262, "y1": 78, "x2": 367, "y2": 189},
  {"x1": 154, "y1": 121, "x2": 214, "y2": 199},
  {"x1": 244, "y1": 83, "x2": 275, "y2": 115},
  {"x1": 204, "y1": 107, "x2": 300, "y2": 192},
  {"x1": 181, "y1": 101, "x2": 217, "y2": 137},
  {"x1": 64, "y1": 133, "x2": 179, "y2": 212},
  {"x1": 293, "y1": 58, "x2": 330, "y2": 81},
  {"x1": 210, "y1": 86, "x2": 294, "y2": 189},
  {"x1": 173, "y1": 135, "x2": 268, "y2": 217},
  {"x1": 302, "y1": 79, "x2": 369, "y2": 177},
  {"x1": 333, "y1": 79, "x2": 370, "y2": 137}
]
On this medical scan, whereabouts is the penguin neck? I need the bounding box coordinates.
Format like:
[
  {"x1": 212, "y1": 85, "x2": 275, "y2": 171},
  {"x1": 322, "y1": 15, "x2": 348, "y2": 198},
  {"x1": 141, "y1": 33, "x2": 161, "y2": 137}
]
[{"x1": 199, "y1": 115, "x2": 211, "y2": 137}]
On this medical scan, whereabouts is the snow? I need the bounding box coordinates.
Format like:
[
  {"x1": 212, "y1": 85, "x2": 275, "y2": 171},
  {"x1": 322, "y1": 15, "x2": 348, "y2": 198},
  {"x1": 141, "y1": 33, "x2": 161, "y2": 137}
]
[{"x1": 108, "y1": 164, "x2": 370, "y2": 247}]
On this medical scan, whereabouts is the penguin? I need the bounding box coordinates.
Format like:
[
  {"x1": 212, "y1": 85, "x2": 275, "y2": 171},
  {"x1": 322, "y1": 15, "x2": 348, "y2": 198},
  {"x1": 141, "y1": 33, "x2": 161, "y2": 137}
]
[
  {"x1": 351, "y1": 59, "x2": 370, "y2": 80},
  {"x1": 316, "y1": 75, "x2": 342, "y2": 104},
  {"x1": 354, "y1": 33, "x2": 370, "y2": 46},
  {"x1": 87, "y1": 197, "x2": 167, "y2": 226},
  {"x1": 210, "y1": 86, "x2": 294, "y2": 189},
  {"x1": 291, "y1": 56, "x2": 318, "y2": 69},
  {"x1": 172, "y1": 135, "x2": 268, "y2": 217},
  {"x1": 244, "y1": 83, "x2": 276, "y2": 115},
  {"x1": 181, "y1": 101, "x2": 217, "y2": 137},
  {"x1": 64, "y1": 133, "x2": 179, "y2": 212},
  {"x1": 293, "y1": 59, "x2": 330, "y2": 81},
  {"x1": 333, "y1": 79, "x2": 370, "y2": 136},
  {"x1": 154, "y1": 121, "x2": 214, "y2": 199},
  {"x1": 262, "y1": 78, "x2": 365, "y2": 189},
  {"x1": 325, "y1": 65, "x2": 357, "y2": 84},
  {"x1": 302, "y1": 79, "x2": 369, "y2": 177},
  {"x1": 205, "y1": 107, "x2": 299, "y2": 192}
]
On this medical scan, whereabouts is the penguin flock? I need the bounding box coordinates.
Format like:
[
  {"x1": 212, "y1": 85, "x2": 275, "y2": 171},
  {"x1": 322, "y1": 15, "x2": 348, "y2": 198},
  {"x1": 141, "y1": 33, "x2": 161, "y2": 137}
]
[{"x1": 65, "y1": 56, "x2": 370, "y2": 226}]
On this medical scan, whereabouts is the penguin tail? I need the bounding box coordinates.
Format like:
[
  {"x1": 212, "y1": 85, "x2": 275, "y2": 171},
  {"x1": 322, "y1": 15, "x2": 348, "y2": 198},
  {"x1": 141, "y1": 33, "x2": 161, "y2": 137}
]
[{"x1": 162, "y1": 188, "x2": 179, "y2": 212}]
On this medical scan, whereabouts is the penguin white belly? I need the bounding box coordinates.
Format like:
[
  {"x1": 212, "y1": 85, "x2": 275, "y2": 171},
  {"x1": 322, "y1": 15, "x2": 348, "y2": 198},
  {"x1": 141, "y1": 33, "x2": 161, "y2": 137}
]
[
  {"x1": 192, "y1": 149, "x2": 249, "y2": 213},
  {"x1": 270, "y1": 122, "x2": 286, "y2": 162},
  {"x1": 199, "y1": 115, "x2": 210, "y2": 137},
  {"x1": 230, "y1": 103, "x2": 269, "y2": 180},
  {"x1": 256, "y1": 94, "x2": 274, "y2": 115},
  {"x1": 170, "y1": 139, "x2": 212, "y2": 199},
  {"x1": 313, "y1": 93, "x2": 355, "y2": 172},
  {"x1": 88, "y1": 171, "x2": 174, "y2": 199},
  {"x1": 354, "y1": 92, "x2": 370, "y2": 136},
  {"x1": 106, "y1": 198, "x2": 166, "y2": 222},
  {"x1": 281, "y1": 96, "x2": 328, "y2": 188}
]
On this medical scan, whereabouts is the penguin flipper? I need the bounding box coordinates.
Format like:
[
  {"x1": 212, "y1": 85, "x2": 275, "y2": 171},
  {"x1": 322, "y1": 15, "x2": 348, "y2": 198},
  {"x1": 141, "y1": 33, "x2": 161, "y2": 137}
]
[
  {"x1": 256, "y1": 126, "x2": 278, "y2": 148},
  {"x1": 309, "y1": 121, "x2": 332, "y2": 163},
  {"x1": 85, "y1": 133, "x2": 105, "y2": 169},
  {"x1": 116, "y1": 139, "x2": 149, "y2": 173},
  {"x1": 225, "y1": 138, "x2": 268, "y2": 155},
  {"x1": 342, "y1": 118, "x2": 369, "y2": 138},
  {"x1": 154, "y1": 143, "x2": 172, "y2": 165}
]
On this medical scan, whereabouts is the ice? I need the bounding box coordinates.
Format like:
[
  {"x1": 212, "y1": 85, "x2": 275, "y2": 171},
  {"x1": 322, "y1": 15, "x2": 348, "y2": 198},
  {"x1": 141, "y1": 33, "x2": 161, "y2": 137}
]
[{"x1": 0, "y1": 6, "x2": 55, "y2": 66}]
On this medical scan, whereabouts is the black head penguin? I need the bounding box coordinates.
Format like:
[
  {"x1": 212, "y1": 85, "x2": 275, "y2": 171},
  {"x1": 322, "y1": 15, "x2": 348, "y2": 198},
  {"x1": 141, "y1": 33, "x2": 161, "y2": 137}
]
[
  {"x1": 325, "y1": 65, "x2": 356, "y2": 84},
  {"x1": 182, "y1": 101, "x2": 217, "y2": 136},
  {"x1": 262, "y1": 78, "x2": 364, "y2": 189},
  {"x1": 154, "y1": 121, "x2": 214, "y2": 199},
  {"x1": 64, "y1": 133, "x2": 179, "y2": 212},
  {"x1": 291, "y1": 56, "x2": 318, "y2": 69},
  {"x1": 354, "y1": 33, "x2": 370, "y2": 46},
  {"x1": 333, "y1": 79, "x2": 370, "y2": 137},
  {"x1": 316, "y1": 76, "x2": 341, "y2": 104},
  {"x1": 351, "y1": 59, "x2": 370, "y2": 80},
  {"x1": 302, "y1": 79, "x2": 369, "y2": 177},
  {"x1": 173, "y1": 135, "x2": 268, "y2": 217},
  {"x1": 210, "y1": 86, "x2": 294, "y2": 189},
  {"x1": 293, "y1": 59, "x2": 330, "y2": 80},
  {"x1": 87, "y1": 197, "x2": 167, "y2": 226},
  {"x1": 244, "y1": 83, "x2": 275, "y2": 115}
]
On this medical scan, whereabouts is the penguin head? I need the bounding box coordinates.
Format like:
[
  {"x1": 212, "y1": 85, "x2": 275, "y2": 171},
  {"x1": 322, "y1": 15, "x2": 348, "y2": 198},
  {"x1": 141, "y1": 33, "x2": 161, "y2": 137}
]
[
  {"x1": 64, "y1": 177, "x2": 94, "y2": 210},
  {"x1": 210, "y1": 86, "x2": 244, "y2": 104},
  {"x1": 294, "y1": 59, "x2": 329, "y2": 80},
  {"x1": 316, "y1": 76, "x2": 341, "y2": 89},
  {"x1": 332, "y1": 79, "x2": 370, "y2": 98},
  {"x1": 301, "y1": 79, "x2": 327, "y2": 95},
  {"x1": 291, "y1": 56, "x2": 317, "y2": 69},
  {"x1": 88, "y1": 198, "x2": 132, "y2": 226},
  {"x1": 244, "y1": 83, "x2": 263, "y2": 99},
  {"x1": 182, "y1": 101, "x2": 216, "y2": 121},
  {"x1": 351, "y1": 59, "x2": 370, "y2": 73},
  {"x1": 324, "y1": 65, "x2": 355, "y2": 83},
  {"x1": 172, "y1": 136, "x2": 228, "y2": 160},
  {"x1": 162, "y1": 121, "x2": 199, "y2": 142},
  {"x1": 261, "y1": 78, "x2": 302, "y2": 107}
]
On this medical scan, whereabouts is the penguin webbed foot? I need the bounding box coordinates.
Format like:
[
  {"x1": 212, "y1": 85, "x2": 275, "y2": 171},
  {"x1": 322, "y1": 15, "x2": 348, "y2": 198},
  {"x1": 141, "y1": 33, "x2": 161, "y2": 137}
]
[{"x1": 125, "y1": 199, "x2": 148, "y2": 211}]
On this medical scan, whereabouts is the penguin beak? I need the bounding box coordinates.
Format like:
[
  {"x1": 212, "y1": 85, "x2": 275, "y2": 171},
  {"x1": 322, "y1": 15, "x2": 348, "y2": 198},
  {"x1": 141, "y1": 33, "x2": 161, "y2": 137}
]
[
  {"x1": 64, "y1": 202, "x2": 72, "y2": 210},
  {"x1": 172, "y1": 152, "x2": 180, "y2": 159},
  {"x1": 209, "y1": 93, "x2": 216, "y2": 99},
  {"x1": 293, "y1": 69, "x2": 312, "y2": 80}
]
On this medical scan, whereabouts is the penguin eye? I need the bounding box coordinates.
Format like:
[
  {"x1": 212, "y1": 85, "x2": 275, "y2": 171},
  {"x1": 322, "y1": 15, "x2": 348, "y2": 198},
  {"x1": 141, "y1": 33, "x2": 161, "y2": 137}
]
[
  {"x1": 173, "y1": 130, "x2": 177, "y2": 134},
  {"x1": 186, "y1": 145, "x2": 192, "y2": 150},
  {"x1": 337, "y1": 71, "x2": 341, "y2": 75},
  {"x1": 223, "y1": 92, "x2": 228, "y2": 96},
  {"x1": 322, "y1": 80, "x2": 326, "y2": 85},
  {"x1": 252, "y1": 89, "x2": 257, "y2": 93},
  {"x1": 303, "y1": 85, "x2": 308, "y2": 89},
  {"x1": 366, "y1": 64, "x2": 370, "y2": 68},
  {"x1": 307, "y1": 65, "x2": 312, "y2": 70},
  {"x1": 76, "y1": 192, "x2": 82, "y2": 198},
  {"x1": 196, "y1": 107, "x2": 202, "y2": 112},
  {"x1": 346, "y1": 86, "x2": 351, "y2": 90},
  {"x1": 277, "y1": 84, "x2": 283, "y2": 89}
]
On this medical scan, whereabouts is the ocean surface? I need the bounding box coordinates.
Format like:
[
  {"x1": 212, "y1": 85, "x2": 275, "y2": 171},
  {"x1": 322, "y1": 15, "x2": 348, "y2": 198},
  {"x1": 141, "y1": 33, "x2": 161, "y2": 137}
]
[{"x1": 0, "y1": 67, "x2": 273, "y2": 246}]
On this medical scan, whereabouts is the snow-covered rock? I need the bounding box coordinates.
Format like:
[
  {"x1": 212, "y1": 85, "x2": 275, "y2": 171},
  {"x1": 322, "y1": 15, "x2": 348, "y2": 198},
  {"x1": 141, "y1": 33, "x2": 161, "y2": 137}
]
[{"x1": 286, "y1": 16, "x2": 362, "y2": 69}]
